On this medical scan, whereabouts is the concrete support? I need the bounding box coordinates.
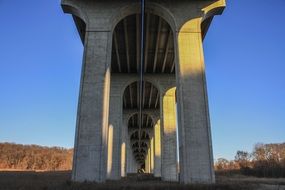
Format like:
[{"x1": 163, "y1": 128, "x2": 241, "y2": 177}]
[
  {"x1": 145, "y1": 152, "x2": 148, "y2": 173},
  {"x1": 62, "y1": 0, "x2": 225, "y2": 184},
  {"x1": 145, "y1": 147, "x2": 151, "y2": 173},
  {"x1": 121, "y1": 121, "x2": 127, "y2": 177},
  {"x1": 154, "y1": 119, "x2": 162, "y2": 177},
  {"x1": 107, "y1": 90, "x2": 123, "y2": 180},
  {"x1": 131, "y1": 154, "x2": 138, "y2": 173},
  {"x1": 176, "y1": 18, "x2": 215, "y2": 184},
  {"x1": 161, "y1": 87, "x2": 178, "y2": 181},
  {"x1": 126, "y1": 134, "x2": 138, "y2": 174},
  {"x1": 126, "y1": 136, "x2": 132, "y2": 174},
  {"x1": 150, "y1": 136, "x2": 154, "y2": 173},
  {"x1": 72, "y1": 31, "x2": 111, "y2": 182},
  {"x1": 107, "y1": 88, "x2": 122, "y2": 180},
  {"x1": 107, "y1": 125, "x2": 114, "y2": 178}
]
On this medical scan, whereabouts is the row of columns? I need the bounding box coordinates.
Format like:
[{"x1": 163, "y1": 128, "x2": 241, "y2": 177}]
[
  {"x1": 106, "y1": 86, "x2": 178, "y2": 181},
  {"x1": 72, "y1": 18, "x2": 214, "y2": 184}
]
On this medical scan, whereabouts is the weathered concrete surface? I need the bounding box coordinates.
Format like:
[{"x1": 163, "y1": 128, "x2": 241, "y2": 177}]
[
  {"x1": 176, "y1": 18, "x2": 215, "y2": 184},
  {"x1": 150, "y1": 136, "x2": 155, "y2": 173},
  {"x1": 71, "y1": 31, "x2": 112, "y2": 182},
  {"x1": 161, "y1": 87, "x2": 178, "y2": 182},
  {"x1": 154, "y1": 119, "x2": 161, "y2": 177},
  {"x1": 107, "y1": 83, "x2": 123, "y2": 180},
  {"x1": 62, "y1": 0, "x2": 225, "y2": 184}
]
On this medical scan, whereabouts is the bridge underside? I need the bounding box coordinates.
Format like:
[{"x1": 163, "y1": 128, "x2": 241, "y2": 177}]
[
  {"x1": 112, "y1": 13, "x2": 174, "y2": 167},
  {"x1": 62, "y1": 0, "x2": 225, "y2": 185}
]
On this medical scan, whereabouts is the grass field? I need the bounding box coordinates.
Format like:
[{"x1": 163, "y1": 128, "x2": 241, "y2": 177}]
[{"x1": 0, "y1": 171, "x2": 284, "y2": 190}]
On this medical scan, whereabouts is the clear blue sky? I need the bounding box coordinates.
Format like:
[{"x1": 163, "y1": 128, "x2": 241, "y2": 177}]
[{"x1": 0, "y1": 1, "x2": 284, "y2": 160}]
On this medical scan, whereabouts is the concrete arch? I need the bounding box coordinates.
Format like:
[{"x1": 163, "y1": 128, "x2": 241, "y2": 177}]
[
  {"x1": 62, "y1": 0, "x2": 225, "y2": 184},
  {"x1": 128, "y1": 113, "x2": 154, "y2": 127},
  {"x1": 133, "y1": 148, "x2": 147, "y2": 154},
  {"x1": 61, "y1": 1, "x2": 88, "y2": 25},
  {"x1": 130, "y1": 130, "x2": 151, "y2": 138},
  {"x1": 201, "y1": 0, "x2": 226, "y2": 23},
  {"x1": 161, "y1": 83, "x2": 177, "y2": 97},
  {"x1": 130, "y1": 131, "x2": 139, "y2": 139},
  {"x1": 177, "y1": 0, "x2": 226, "y2": 33},
  {"x1": 131, "y1": 141, "x2": 149, "y2": 149},
  {"x1": 130, "y1": 131, "x2": 151, "y2": 138},
  {"x1": 125, "y1": 111, "x2": 157, "y2": 127},
  {"x1": 110, "y1": 2, "x2": 176, "y2": 34},
  {"x1": 129, "y1": 129, "x2": 152, "y2": 138},
  {"x1": 121, "y1": 79, "x2": 161, "y2": 100}
]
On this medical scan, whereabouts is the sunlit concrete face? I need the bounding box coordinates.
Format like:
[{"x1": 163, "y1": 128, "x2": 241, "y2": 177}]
[
  {"x1": 62, "y1": 0, "x2": 225, "y2": 184},
  {"x1": 107, "y1": 125, "x2": 114, "y2": 178},
  {"x1": 154, "y1": 119, "x2": 161, "y2": 177},
  {"x1": 161, "y1": 87, "x2": 178, "y2": 181}
]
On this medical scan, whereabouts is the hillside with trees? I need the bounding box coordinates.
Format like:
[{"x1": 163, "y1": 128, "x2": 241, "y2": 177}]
[
  {"x1": 215, "y1": 143, "x2": 285, "y2": 178},
  {"x1": 0, "y1": 143, "x2": 73, "y2": 171},
  {"x1": 1, "y1": 142, "x2": 284, "y2": 177}
]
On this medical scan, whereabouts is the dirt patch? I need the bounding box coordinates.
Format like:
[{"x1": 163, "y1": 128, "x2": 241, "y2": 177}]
[{"x1": 0, "y1": 171, "x2": 284, "y2": 190}]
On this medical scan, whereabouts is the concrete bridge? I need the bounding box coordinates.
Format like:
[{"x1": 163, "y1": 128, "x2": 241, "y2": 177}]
[{"x1": 61, "y1": 0, "x2": 225, "y2": 184}]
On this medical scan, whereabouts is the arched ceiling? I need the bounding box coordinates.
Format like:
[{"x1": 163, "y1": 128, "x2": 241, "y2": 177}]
[
  {"x1": 128, "y1": 113, "x2": 153, "y2": 163},
  {"x1": 128, "y1": 113, "x2": 154, "y2": 129},
  {"x1": 116, "y1": 13, "x2": 174, "y2": 166},
  {"x1": 111, "y1": 13, "x2": 175, "y2": 74},
  {"x1": 123, "y1": 81, "x2": 159, "y2": 110}
]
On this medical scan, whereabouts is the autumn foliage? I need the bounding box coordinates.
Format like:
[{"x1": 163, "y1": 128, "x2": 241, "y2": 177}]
[
  {"x1": 0, "y1": 143, "x2": 73, "y2": 171},
  {"x1": 215, "y1": 143, "x2": 285, "y2": 178}
]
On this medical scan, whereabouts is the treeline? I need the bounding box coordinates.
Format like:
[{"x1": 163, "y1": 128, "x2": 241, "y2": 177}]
[
  {"x1": 0, "y1": 143, "x2": 73, "y2": 171},
  {"x1": 215, "y1": 143, "x2": 285, "y2": 178}
]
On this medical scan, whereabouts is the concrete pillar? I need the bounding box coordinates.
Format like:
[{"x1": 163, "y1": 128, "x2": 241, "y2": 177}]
[
  {"x1": 126, "y1": 136, "x2": 131, "y2": 174},
  {"x1": 72, "y1": 31, "x2": 111, "y2": 182},
  {"x1": 145, "y1": 149, "x2": 148, "y2": 173},
  {"x1": 107, "y1": 90, "x2": 123, "y2": 180},
  {"x1": 129, "y1": 142, "x2": 138, "y2": 174},
  {"x1": 131, "y1": 153, "x2": 138, "y2": 173},
  {"x1": 126, "y1": 133, "x2": 138, "y2": 174},
  {"x1": 150, "y1": 136, "x2": 154, "y2": 173},
  {"x1": 107, "y1": 125, "x2": 114, "y2": 178},
  {"x1": 176, "y1": 18, "x2": 215, "y2": 184},
  {"x1": 154, "y1": 119, "x2": 162, "y2": 177},
  {"x1": 161, "y1": 87, "x2": 178, "y2": 181},
  {"x1": 131, "y1": 156, "x2": 135, "y2": 173},
  {"x1": 121, "y1": 120, "x2": 127, "y2": 177},
  {"x1": 145, "y1": 147, "x2": 151, "y2": 173}
]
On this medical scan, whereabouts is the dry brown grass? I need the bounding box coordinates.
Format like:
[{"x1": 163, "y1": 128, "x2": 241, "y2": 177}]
[
  {"x1": 0, "y1": 171, "x2": 284, "y2": 190},
  {"x1": 217, "y1": 174, "x2": 285, "y2": 186}
]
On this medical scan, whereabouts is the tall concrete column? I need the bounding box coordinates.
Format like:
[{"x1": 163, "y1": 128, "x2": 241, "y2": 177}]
[
  {"x1": 145, "y1": 147, "x2": 151, "y2": 173},
  {"x1": 121, "y1": 119, "x2": 127, "y2": 177},
  {"x1": 131, "y1": 153, "x2": 138, "y2": 173},
  {"x1": 154, "y1": 119, "x2": 162, "y2": 177},
  {"x1": 161, "y1": 88, "x2": 178, "y2": 181},
  {"x1": 126, "y1": 132, "x2": 138, "y2": 174},
  {"x1": 72, "y1": 31, "x2": 112, "y2": 182},
  {"x1": 150, "y1": 136, "x2": 154, "y2": 173},
  {"x1": 176, "y1": 18, "x2": 215, "y2": 184},
  {"x1": 126, "y1": 135, "x2": 131, "y2": 174},
  {"x1": 107, "y1": 88, "x2": 122, "y2": 180},
  {"x1": 107, "y1": 125, "x2": 114, "y2": 178},
  {"x1": 145, "y1": 151, "x2": 148, "y2": 173}
]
